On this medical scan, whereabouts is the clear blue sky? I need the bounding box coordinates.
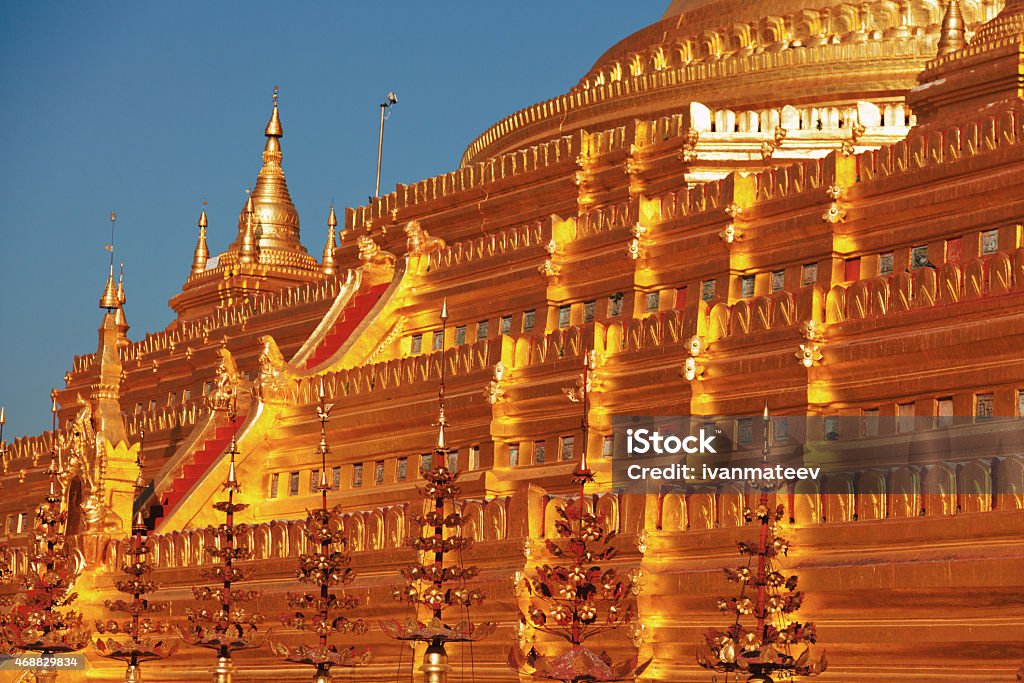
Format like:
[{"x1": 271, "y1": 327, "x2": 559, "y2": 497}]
[{"x1": 0, "y1": 2, "x2": 659, "y2": 438}]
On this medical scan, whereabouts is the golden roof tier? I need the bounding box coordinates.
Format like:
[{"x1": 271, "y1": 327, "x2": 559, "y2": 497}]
[
  {"x1": 460, "y1": 0, "x2": 1005, "y2": 166},
  {"x1": 170, "y1": 87, "x2": 323, "y2": 323}
]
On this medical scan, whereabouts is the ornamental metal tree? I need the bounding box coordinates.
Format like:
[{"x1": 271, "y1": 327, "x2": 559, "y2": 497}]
[
  {"x1": 177, "y1": 401, "x2": 264, "y2": 683},
  {"x1": 697, "y1": 408, "x2": 826, "y2": 683},
  {"x1": 94, "y1": 429, "x2": 177, "y2": 682},
  {"x1": 509, "y1": 351, "x2": 651, "y2": 682},
  {"x1": 380, "y1": 303, "x2": 495, "y2": 683},
  {"x1": 0, "y1": 401, "x2": 91, "y2": 683},
  {"x1": 271, "y1": 379, "x2": 370, "y2": 682}
]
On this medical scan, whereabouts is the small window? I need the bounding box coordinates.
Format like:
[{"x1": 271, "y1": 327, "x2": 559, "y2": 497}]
[
  {"x1": 447, "y1": 449, "x2": 459, "y2": 473},
  {"x1": 500, "y1": 315, "x2": 513, "y2": 335},
  {"x1": 646, "y1": 291, "x2": 660, "y2": 312},
  {"x1": 397, "y1": 457, "x2": 408, "y2": 481},
  {"x1": 509, "y1": 443, "x2": 520, "y2": 467},
  {"x1": 976, "y1": 393, "x2": 995, "y2": 422},
  {"x1": 411, "y1": 334, "x2": 423, "y2": 354},
  {"x1": 772, "y1": 418, "x2": 790, "y2": 444},
  {"x1": 608, "y1": 292, "x2": 624, "y2": 317},
  {"x1": 310, "y1": 469, "x2": 320, "y2": 494},
  {"x1": 740, "y1": 275, "x2": 755, "y2": 299},
  {"x1": 432, "y1": 331, "x2": 444, "y2": 351},
  {"x1": 560, "y1": 435, "x2": 575, "y2": 461},
  {"x1": 911, "y1": 245, "x2": 930, "y2": 269},
  {"x1": 288, "y1": 471, "x2": 300, "y2": 496},
  {"x1": 352, "y1": 463, "x2": 363, "y2": 488},
  {"x1": 898, "y1": 402, "x2": 915, "y2": 433},
  {"x1": 183, "y1": 389, "x2": 192, "y2": 403},
  {"x1": 801, "y1": 263, "x2": 817, "y2": 286},
  {"x1": 844, "y1": 258, "x2": 860, "y2": 282},
  {"x1": 771, "y1": 270, "x2": 785, "y2": 293},
  {"x1": 674, "y1": 287, "x2": 688, "y2": 309},
  {"x1": 469, "y1": 445, "x2": 480, "y2": 470},
  {"x1": 167, "y1": 392, "x2": 176, "y2": 407},
  {"x1": 375, "y1": 460, "x2": 385, "y2": 486},
  {"x1": 6, "y1": 516, "x2": 16, "y2": 535},
  {"x1": 420, "y1": 453, "x2": 432, "y2": 475},
  {"x1": 1018, "y1": 390, "x2": 1024, "y2": 417},
  {"x1": 824, "y1": 416, "x2": 840, "y2": 441},
  {"x1": 879, "y1": 253, "x2": 894, "y2": 275},
  {"x1": 455, "y1": 325, "x2": 467, "y2": 345},
  {"x1": 584, "y1": 300, "x2": 596, "y2": 323},
  {"x1": 148, "y1": 399, "x2": 157, "y2": 411},
  {"x1": 477, "y1": 320, "x2": 489, "y2": 340},
  {"x1": 737, "y1": 418, "x2": 753, "y2": 446},
  {"x1": 135, "y1": 402, "x2": 143, "y2": 415},
  {"x1": 602, "y1": 435, "x2": 614, "y2": 458},
  {"x1": 332, "y1": 466, "x2": 341, "y2": 489},
  {"x1": 701, "y1": 279, "x2": 716, "y2": 302},
  {"x1": 534, "y1": 441, "x2": 546, "y2": 464},
  {"x1": 862, "y1": 408, "x2": 880, "y2": 437},
  {"x1": 18, "y1": 512, "x2": 28, "y2": 533},
  {"x1": 982, "y1": 229, "x2": 999, "y2": 255},
  {"x1": 203, "y1": 381, "x2": 213, "y2": 396},
  {"x1": 523, "y1": 309, "x2": 536, "y2": 332},
  {"x1": 270, "y1": 472, "x2": 280, "y2": 498},
  {"x1": 937, "y1": 397, "x2": 954, "y2": 427},
  {"x1": 558, "y1": 305, "x2": 571, "y2": 328}
]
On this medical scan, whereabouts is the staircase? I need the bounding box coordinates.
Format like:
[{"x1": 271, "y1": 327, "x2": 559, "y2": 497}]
[
  {"x1": 303, "y1": 283, "x2": 389, "y2": 369},
  {"x1": 146, "y1": 418, "x2": 243, "y2": 530}
]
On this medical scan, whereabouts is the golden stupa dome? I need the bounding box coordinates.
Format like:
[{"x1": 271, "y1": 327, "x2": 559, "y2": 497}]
[{"x1": 460, "y1": 0, "x2": 1006, "y2": 165}]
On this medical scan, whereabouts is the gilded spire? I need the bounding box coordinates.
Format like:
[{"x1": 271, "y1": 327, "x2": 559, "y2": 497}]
[
  {"x1": 936, "y1": 1, "x2": 966, "y2": 56},
  {"x1": 100, "y1": 263, "x2": 120, "y2": 310},
  {"x1": 240, "y1": 201, "x2": 258, "y2": 265},
  {"x1": 436, "y1": 300, "x2": 448, "y2": 451},
  {"x1": 116, "y1": 261, "x2": 126, "y2": 306},
  {"x1": 191, "y1": 207, "x2": 210, "y2": 276},
  {"x1": 321, "y1": 205, "x2": 338, "y2": 276}
]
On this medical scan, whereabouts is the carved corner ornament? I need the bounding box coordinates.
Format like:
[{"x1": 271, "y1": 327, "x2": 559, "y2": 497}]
[
  {"x1": 627, "y1": 223, "x2": 648, "y2": 261},
  {"x1": 679, "y1": 128, "x2": 700, "y2": 163},
  {"x1": 720, "y1": 203, "x2": 744, "y2": 245},
  {"x1": 760, "y1": 141, "x2": 776, "y2": 160},
  {"x1": 682, "y1": 335, "x2": 706, "y2": 382},
  {"x1": 796, "y1": 342, "x2": 823, "y2": 368},
  {"x1": 823, "y1": 185, "x2": 848, "y2": 223},
  {"x1": 404, "y1": 219, "x2": 445, "y2": 256},
  {"x1": 483, "y1": 361, "x2": 508, "y2": 405},
  {"x1": 538, "y1": 239, "x2": 562, "y2": 278}
]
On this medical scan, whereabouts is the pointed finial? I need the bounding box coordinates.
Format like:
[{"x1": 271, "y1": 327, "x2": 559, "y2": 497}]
[
  {"x1": 0, "y1": 405, "x2": 5, "y2": 426},
  {"x1": 763, "y1": 400, "x2": 770, "y2": 421},
  {"x1": 265, "y1": 85, "x2": 283, "y2": 138},
  {"x1": 936, "y1": 1, "x2": 966, "y2": 56},
  {"x1": 322, "y1": 206, "x2": 338, "y2": 276},
  {"x1": 117, "y1": 261, "x2": 126, "y2": 305},
  {"x1": 100, "y1": 262, "x2": 120, "y2": 310},
  {"x1": 244, "y1": 187, "x2": 254, "y2": 214},
  {"x1": 192, "y1": 207, "x2": 210, "y2": 276},
  {"x1": 440, "y1": 298, "x2": 449, "y2": 321},
  {"x1": 51, "y1": 391, "x2": 58, "y2": 415},
  {"x1": 240, "y1": 209, "x2": 258, "y2": 264}
]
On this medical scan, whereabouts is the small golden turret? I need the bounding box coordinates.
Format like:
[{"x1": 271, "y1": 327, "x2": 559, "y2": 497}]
[
  {"x1": 99, "y1": 263, "x2": 120, "y2": 310},
  {"x1": 192, "y1": 208, "x2": 210, "y2": 276},
  {"x1": 116, "y1": 261, "x2": 126, "y2": 306},
  {"x1": 321, "y1": 205, "x2": 338, "y2": 275},
  {"x1": 936, "y1": 0, "x2": 966, "y2": 56},
  {"x1": 240, "y1": 202, "x2": 258, "y2": 265}
]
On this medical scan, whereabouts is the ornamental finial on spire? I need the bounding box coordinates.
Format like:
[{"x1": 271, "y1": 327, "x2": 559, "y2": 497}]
[{"x1": 265, "y1": 85, "x2": 283, "y2": 138}]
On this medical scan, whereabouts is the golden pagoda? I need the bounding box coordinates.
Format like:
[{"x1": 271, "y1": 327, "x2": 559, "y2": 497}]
[{"x1": 2, "y1": 1, "x2": 1024, "y2": 681}]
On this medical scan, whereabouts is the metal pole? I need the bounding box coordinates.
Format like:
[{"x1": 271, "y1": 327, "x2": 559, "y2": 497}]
[{"x1": 374, "y1": 103, "x2": 386, "y2": 198}]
